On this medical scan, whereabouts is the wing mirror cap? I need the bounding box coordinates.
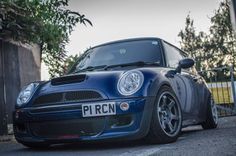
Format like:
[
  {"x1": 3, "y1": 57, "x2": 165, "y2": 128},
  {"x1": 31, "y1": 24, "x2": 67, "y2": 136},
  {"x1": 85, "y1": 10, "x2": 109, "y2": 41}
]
[
  {"x1": 179, "y1": 58, "x2": 195, "y2": 69},
  {"x1": 176, "y1": 58, "x2": 195, "y2": 73}
]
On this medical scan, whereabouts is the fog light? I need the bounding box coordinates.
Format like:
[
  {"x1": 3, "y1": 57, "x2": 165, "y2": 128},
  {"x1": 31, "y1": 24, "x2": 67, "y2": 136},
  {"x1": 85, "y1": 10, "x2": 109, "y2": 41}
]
[{"x1": 120, "y1": 102, "x2": 129, "y2": 111}]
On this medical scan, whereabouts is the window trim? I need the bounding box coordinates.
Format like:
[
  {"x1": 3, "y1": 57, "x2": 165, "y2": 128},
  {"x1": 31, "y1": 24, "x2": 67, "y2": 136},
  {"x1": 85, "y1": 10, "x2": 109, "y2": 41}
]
[
  {"x1": 162, "y1": 41, "x2": 184, "y2": 68},
  {"x1": 161, "y1": 40, "x2": 199, "y2": 76}
]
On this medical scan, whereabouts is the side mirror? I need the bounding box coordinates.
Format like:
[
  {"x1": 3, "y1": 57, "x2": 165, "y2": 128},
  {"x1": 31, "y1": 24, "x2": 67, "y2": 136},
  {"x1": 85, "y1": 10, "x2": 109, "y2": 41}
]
[{"x1": 176, "y1": 58, "x2": 195, "y2": 73}]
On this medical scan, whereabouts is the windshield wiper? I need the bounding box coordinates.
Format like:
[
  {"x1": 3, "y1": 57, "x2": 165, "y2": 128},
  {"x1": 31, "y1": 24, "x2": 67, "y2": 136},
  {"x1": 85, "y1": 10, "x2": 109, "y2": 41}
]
[
  {"x1": 104, "y1": 61, "x2": 160, "y2": 70},
  {"x1": 73, "y1": 65, "x2": 107, "y2": 73},
  {"x1": 72, "y1": 61, "x2": 160, "y2": 73}
]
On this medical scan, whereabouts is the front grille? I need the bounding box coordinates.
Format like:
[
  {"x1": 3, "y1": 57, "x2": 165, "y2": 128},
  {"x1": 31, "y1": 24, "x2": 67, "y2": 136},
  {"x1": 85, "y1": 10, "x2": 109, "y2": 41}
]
[
  {"x1": 65, "y1": 91, "x2": 102, "y2": 101},
  {"x1": 33, "y1": 91, "x2": 103, "y2": 106},
  {"x1": 29, "y1": 118, "x2": 105, "y2": 138},
  {"x1": 33, "y1": 93, "x2": 62, "y2": 105},
  {"x1": 30, "y1": 105, "x2": 82, "y2": 114}
]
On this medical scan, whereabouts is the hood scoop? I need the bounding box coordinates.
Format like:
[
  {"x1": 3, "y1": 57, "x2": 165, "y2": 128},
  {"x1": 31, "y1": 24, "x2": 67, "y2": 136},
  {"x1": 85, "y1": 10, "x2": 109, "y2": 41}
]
[{"x1": 51, "y1": 74, "x2": 86, "y2": 86}]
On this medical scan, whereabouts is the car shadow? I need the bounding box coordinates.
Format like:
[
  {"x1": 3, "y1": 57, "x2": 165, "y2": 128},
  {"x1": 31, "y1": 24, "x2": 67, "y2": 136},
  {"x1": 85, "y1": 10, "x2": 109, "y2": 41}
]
[
  {"x1": 13, "y1": 140, "x2": 150, "y2": 152},
  {"x1": 181, "y1": 125, "x2": 203, "y2": 134},
  {"x1": 12, "y1": 126, "x2": 205, "y2": 153}
]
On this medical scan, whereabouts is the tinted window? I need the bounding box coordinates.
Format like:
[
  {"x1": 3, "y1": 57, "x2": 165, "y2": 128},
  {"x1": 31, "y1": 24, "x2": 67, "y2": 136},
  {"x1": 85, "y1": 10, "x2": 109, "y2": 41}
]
[
  {"x1": 71, "y1": 40, "x2": 163, "y2": 73},
  {"x1": 163, "y1": 42, "x2": 183, "y2": 68}
]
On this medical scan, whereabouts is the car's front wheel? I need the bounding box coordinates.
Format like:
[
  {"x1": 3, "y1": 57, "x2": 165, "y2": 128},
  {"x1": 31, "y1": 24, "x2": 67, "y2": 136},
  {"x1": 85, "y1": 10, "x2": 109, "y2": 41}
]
[{"x1": 147, "y1": 86, "x2": 182, "y2": 144}]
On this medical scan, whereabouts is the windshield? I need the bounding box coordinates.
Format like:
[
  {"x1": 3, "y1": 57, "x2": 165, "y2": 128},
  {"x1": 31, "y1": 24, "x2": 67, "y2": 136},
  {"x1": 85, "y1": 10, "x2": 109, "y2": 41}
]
[{"x1": 70, "y1": 39, "x2": 163, "y2": 73}]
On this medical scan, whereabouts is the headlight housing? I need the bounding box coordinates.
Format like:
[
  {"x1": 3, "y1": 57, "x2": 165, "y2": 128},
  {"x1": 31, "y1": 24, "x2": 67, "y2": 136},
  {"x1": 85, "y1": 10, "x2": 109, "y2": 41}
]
[
  {"x1": 117, "y1": 70, "x2": 144, "y2": 96},
  {"x1": 16, "y1": 83, "x2": 39, "y2": 106}
]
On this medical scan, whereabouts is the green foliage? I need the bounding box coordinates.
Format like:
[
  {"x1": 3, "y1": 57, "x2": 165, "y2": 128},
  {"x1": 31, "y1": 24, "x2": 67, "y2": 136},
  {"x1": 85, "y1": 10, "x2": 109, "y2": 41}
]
[
  {"x1": 63, "y1": 54, "x2": 80, "y2": 74},
  {"x1": 178, "y1": 15, "x2": 202, "y2": 56},
  {"x1": 207, "y1": 0, "x2": 235, "y2": 68},
  {"x1": 0, "y1": 0, "x2": 92, "y2": 78},
  {"x1": 178, "y1": 15, "x2": 207, "y2": 70},
  {"x1": 178, "y1": 0, "x2": 236, "y2": 72}
]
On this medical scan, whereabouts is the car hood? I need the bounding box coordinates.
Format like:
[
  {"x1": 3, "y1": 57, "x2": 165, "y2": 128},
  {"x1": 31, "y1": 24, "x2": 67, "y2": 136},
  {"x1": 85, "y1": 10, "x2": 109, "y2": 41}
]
[
  {"x1": 28, "y1": 67, "x2": 168, "y2": 106},
  {"x1": 40, "y1": 70, "x2": 123, "y2": 97}
]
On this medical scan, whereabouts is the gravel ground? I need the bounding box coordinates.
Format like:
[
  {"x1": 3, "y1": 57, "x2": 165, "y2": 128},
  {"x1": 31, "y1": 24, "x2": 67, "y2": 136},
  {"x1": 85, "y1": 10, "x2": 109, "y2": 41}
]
[{"x1": 0, "y1": 116, "x2": 235, "y2": 156}]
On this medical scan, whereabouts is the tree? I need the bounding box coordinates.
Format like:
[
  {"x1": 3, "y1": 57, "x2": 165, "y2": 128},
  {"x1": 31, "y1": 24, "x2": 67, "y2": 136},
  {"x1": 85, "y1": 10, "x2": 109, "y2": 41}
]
[
  {"x1": 178, "y1": 14, "x2": 206, "y2": 70},
  {"x1": 178, "y1": 0, "x2": 236, "y2": 72},
  {"x1": 63, "y1": 54, "x2": 80, "y2": 74},
  {"x1": 207, "y1": 0, "x2": 236, "y2": 69},
  {"x1": 0, "y1": 0, "x2": 92, "y2": 77}
]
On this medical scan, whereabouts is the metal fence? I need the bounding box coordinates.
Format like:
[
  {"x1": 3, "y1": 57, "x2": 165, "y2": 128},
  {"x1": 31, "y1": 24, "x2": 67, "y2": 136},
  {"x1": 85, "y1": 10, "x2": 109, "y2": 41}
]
[{"x1": 199, "y1": 66, "x2": 236, "y2": 117}]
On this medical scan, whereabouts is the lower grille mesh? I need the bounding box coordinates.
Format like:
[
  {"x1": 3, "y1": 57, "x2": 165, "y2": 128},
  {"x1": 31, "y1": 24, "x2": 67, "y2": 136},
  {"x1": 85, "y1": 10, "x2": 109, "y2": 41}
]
[{"x1": 29, "y1": 118, "x2": 105, "y2": 138}]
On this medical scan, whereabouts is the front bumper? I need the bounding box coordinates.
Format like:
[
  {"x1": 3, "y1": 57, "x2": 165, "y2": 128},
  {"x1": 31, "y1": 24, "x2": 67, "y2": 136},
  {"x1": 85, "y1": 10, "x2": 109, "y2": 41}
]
[{"x1": 13, "y1": 97, "x2": 155, "y2": 144}]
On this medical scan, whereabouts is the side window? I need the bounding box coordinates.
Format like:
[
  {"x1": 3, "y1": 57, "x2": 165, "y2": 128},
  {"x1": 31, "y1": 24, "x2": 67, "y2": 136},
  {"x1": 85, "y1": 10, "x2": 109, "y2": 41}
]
[{"x1": 163, "y1": 42, "x2": 183, "y2": 68}]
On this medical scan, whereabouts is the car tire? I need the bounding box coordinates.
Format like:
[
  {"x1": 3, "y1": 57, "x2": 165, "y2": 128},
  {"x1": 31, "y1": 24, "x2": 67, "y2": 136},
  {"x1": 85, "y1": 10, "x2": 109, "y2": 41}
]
[
  {"x1": 201, "y1": 95, "x2": 218, "y2": 129},
  {"x1": 20, "y1": 142, "x2": 50, "y2": 149},
  {"x1": 146, "y1": 86, "x2": 182, "y2": 144}
]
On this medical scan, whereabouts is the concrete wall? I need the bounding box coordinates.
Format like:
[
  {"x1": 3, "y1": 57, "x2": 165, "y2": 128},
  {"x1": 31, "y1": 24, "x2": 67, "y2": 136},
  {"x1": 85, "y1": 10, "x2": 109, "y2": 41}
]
[{"x1": 0, "y1": 39, "x2": 40, "y2": 135}]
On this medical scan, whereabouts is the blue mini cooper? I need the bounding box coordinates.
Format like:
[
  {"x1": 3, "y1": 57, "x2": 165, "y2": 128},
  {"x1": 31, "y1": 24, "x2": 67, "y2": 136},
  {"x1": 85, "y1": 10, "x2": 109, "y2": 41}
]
[{"x1": 13, "y1": 38, "x2": 218, "y2": 148}]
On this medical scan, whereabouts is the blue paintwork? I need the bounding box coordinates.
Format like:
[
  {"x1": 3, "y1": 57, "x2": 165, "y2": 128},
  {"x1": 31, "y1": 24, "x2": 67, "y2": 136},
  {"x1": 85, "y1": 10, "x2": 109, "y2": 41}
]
[
  {"x1": 13, "y1": 67, "x2": 161, "y2": 143},
  {"x1": 13, "y1": 37, "x2": 211, "y2": 145},
  {"x1": 18, "y1": 68, "x2": 166, "y2": 109}
]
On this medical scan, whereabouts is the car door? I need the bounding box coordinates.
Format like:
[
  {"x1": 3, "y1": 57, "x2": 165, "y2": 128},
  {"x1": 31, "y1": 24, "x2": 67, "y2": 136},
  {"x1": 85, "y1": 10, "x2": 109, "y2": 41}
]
[{"x1": 162, "y1": 41, "x2": 200, "y2": 122}]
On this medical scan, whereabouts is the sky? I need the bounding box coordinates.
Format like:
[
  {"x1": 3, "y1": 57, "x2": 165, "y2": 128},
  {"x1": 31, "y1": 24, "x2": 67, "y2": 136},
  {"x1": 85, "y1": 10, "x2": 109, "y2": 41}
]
[{"x1": 41, "y1": 0, "x2": 220, "y2": 80}]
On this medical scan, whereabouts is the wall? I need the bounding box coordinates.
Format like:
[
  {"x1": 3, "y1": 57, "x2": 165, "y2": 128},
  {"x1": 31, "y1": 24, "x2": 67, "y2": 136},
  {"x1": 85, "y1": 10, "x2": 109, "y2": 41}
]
[{"x1": 0, "y1": 39, "x2": 40, "y2": 135}]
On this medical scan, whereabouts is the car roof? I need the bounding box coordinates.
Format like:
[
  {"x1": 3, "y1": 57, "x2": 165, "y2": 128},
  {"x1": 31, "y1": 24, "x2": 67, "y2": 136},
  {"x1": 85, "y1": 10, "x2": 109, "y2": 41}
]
[
  {"x1": 87, "y1": 37, "x2": 188, "y2": 57},
  {"x1": 91, "y1": 37, "x2": 161, "y2": 49}
]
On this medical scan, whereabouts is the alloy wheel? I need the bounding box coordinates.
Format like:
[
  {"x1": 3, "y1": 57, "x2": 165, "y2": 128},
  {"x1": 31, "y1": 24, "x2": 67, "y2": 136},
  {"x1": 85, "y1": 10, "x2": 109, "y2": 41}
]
[{"x1": 157, "y1": 92, "x2": 181, "y2": 137}]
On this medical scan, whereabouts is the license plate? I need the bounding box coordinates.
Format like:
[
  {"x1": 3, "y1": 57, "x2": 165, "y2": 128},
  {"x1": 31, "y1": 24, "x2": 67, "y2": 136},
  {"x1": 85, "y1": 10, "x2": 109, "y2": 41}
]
[{"x1": 82, "y1": 102, "x2": 116, "y2": 117}]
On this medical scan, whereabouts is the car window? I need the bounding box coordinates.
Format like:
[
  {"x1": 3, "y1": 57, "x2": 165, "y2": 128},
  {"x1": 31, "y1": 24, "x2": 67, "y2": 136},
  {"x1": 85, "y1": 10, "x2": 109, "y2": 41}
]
[
  {"x1": 70, "y1": 40, "x2": 163, "y2": 73},
  {"x1": 163, "y1": 42, "x2": 184, "y2": 68}
]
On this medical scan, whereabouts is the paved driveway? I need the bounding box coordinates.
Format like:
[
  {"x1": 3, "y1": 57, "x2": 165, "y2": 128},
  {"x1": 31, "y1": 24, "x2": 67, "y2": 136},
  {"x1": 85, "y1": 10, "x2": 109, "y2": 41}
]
[{"x1": 0, "y1": 116, "x2": 236, "y2": 156}]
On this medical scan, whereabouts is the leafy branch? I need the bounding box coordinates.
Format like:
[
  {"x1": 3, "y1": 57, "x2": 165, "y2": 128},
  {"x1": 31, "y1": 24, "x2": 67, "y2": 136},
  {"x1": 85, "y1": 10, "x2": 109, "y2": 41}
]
[
  {"x1": 0, "y1": 0, "x2": 92, "y2": 77},
  {"x1": 178, "y1": 0, "x2": 235, "y2": 72}
]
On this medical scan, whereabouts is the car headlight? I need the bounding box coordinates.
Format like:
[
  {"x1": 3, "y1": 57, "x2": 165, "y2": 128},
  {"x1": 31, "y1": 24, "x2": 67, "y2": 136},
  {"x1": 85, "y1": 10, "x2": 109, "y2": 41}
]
[
  {"x1": 16, "y1": 83, "x2": 39, "y2": 106},
  {"x1": 117, "y1": 70, "x2": 144, "y2": 96}
]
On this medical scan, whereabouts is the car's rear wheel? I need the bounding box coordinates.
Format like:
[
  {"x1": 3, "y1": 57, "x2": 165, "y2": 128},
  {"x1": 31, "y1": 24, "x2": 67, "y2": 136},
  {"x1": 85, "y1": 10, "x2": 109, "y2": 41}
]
[
  {"x1": 201, "y1": 95, "x2": 218, "y2": 129},
  {"x1": 147, "y1": 86, "x2": 182, "y2": 144}
]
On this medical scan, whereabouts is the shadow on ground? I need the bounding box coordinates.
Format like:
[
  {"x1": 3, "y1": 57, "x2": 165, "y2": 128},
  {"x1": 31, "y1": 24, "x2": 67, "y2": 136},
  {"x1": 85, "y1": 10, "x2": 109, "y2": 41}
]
[{"x1": 13, "y1": 127, "x2": 204, "y2": 152}]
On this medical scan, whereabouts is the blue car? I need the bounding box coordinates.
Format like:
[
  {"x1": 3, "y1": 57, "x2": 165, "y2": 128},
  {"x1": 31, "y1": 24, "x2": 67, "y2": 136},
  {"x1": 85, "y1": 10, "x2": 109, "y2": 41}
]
[{"x1": 13, "y1": 38, "x2": 218, "y2": 148}]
